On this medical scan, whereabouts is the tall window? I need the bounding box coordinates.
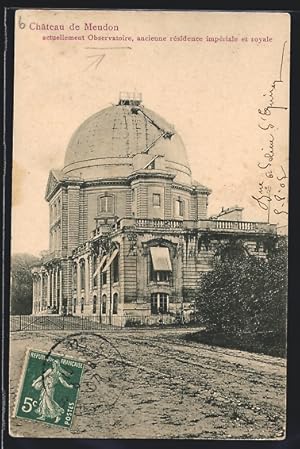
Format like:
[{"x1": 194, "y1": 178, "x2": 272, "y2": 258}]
[
  {"x1": 151, "y1": 293, "x2": 169, "y2": 314},
  {"x1": 112, "y1": 253, "x2": 119, "y2": 283},
  {"x1": 80, "y1": 260, "x2": 85, "y2": 290},
  {"x1": 151, "y1": 293, "x2": 159, "y2": 314},
  {"x1": 153, "y1": 193, "x2": 161, "y2": 207},
  {"x1": 102, "y1": 271, "x2": 107, "y2": 285},
  {"x1": 175, "y1": 199, "x2": 184, "y2": 217},
  {"x1": 98, "y1": 195, "x2": 114, "y2": 214},
  {"x1": 93, "y1": 255, "x2": 98, "y2": 287},
  {"x1": 113, "y1": 293, "x2": 118, "y2": 315},
  {"x1": 92, "y1": 296, "x2": 97, "y2": 314},
  {"x1": 73, "y1": 263, "x2": 77, "y2": 291},
  {"x1": 102, "y1": 294, "x2": 107, "y2": 314},
  {"x1": 159, "y1": 294, "x2": 168, "y2": 313}
]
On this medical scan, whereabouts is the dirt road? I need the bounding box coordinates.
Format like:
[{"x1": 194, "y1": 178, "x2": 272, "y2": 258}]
[{"x1": 9, "y1": 328, "x2": 286, "y2": 439}]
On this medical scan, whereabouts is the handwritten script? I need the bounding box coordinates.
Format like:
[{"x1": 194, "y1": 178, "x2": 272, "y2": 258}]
[{"x1": 252, "y1": 41, "x2": 288, "y2": 221}]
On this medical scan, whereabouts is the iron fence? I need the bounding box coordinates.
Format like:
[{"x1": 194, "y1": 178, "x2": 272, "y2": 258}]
[{"x1": 10, "y1": 314, "x2": 196, "y2": 332}]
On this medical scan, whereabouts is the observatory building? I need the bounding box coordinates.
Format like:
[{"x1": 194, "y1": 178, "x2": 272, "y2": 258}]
[{"x1": 32, "y1": 92, "x2": 276, "y2": 324}]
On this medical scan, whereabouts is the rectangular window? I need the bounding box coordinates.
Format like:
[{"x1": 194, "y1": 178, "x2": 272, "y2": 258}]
[
  {"x1": 102, "y1": 296, "x2": 107, "y2": 314},
  {"x1": 151, "y1": 294, "x2": 159, "y2": 314},
  {"x1": 151, "y1": 293, "x2": 169, "y2": 314},
  {"x1": 99, "y1": 195, "x2": 114, "y2": 214},
  {"x1": 175, "y1": 199, "x2": 184, "y2": 217},
  {"x1": 150, "y1": 269, "x2": 170, "y2": 283},
  {"x1": 102, "y1": 272, "x2": 107, "y2": 285},
  {"x1": 113, "y1": 294, "x2": 118, "y2": 314},
  {"x1": 93, "y1": 274, "x2": 97, "y2": 288},
  {"x1": 159, "y1": 293, "x2": 168, "y2": 313},
  {"x1": 92, "y1": 297, "x2": 97, "y2": 314},
  {"x1": 113, "y1": 254, "x2": 119, "y2": 283},
  {"x1": 153, "y1": 193, "x2": 161, "y2": 207},
  {"x1": 156, "y1": 271, "x2": 170, "y2": 282}
]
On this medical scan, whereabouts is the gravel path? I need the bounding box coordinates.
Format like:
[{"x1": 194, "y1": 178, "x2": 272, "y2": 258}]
[{"x1": 9, "y1": 328, "x2": 286, "y2": 439}]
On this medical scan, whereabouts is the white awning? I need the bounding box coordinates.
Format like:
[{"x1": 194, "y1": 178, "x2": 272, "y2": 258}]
[
  {"x1": 150, "y1": 247, "x2": 172, "y2": 272},
  {"x1": 93, "y1": 254, "x2": 108, "y2": 278},
  {"x1": 102, "y1": 249, "x2": 119, "y2": 272}
]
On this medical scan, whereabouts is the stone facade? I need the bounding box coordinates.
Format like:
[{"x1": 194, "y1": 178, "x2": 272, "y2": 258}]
[{"x1": 32, "y1": 94, "x2": 277, "y2": 324}]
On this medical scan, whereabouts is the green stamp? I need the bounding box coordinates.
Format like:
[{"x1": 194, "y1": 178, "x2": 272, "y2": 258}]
[{"x1": 14, "y1": 349, "x2": 84, "y2": 428}]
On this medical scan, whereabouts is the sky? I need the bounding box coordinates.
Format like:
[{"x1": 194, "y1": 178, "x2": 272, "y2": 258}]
[{"x1": 11, "y1": 10, "x2": 290, "y2": 256}]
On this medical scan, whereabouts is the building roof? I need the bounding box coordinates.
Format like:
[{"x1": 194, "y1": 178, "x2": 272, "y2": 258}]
[{"x1": 62, "y1": 99, "x2": 192, "y2": 184}]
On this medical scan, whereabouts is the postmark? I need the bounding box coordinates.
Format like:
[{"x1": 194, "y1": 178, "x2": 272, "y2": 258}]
[
  {"x1": 14, "y1": 349, "x2": 84, "y2": 428},
  {"x1": 46, "y1": 332, "x2": 128, "y2": 415}
]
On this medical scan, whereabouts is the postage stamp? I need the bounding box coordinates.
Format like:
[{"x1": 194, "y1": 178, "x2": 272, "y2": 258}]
[{"x1": 14, "y1": 349, "x2": 85, "y2": 428}]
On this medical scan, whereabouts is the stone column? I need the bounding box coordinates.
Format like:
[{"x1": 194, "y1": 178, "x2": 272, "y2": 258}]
[
  {"x1": 51, "y1": 269, "x2": 55, "y2": 309},
  {"x1": 47, "y1": 272, "x2": 50, "y2": 309},
  {"x1": 85, "y1": 256, "x2": 90, "y2": 306},
  {"x1": 89, "y1": 254, "x2": 93, "y2": 294},
  {"x1": 37, "y1": 277, "x2": 41, "y2": 313},
  {"x1": 59, "y1": 269, "x2": 63, "y2": 314},
  {"x1": 32, "y1": 277, "x2": 36, "y2": 314},
  {"x1": 96, "y1": 256, "x2": 102, "y2": 320},
  {"x1": 39, "y1": 273, "x2": 43, "y2": 311},
  {"x1": 55, "y1": 268, "x2": 58, "y2": 310},
  {"x1": 77, "y1": 260, "x2": 81, "y2": 299}
]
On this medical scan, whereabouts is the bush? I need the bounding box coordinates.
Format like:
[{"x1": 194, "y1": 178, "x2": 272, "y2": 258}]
[{"x1": 194, "y1": 237, "x2": 287, "y2": 353}]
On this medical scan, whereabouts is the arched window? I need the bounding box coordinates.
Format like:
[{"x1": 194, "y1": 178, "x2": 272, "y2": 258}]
[
  {"x1": 92, "y1": 295, "x2": 97, "y2": 314},
  {"x1": 81, "y1": 297, "x2": 84, "y2": 313},
  {"x1": 97, "y1": 194, "x2": 114, "y2": 215},
  {"x1": 113, "y1": 293, "x2": 118, "y2": 315},
  {"x1": 102, "y1": 294, "x2": 107, "y2": 314},
  {"x1": 73, "y1": 297, "x2": 76, "y2": 313}
]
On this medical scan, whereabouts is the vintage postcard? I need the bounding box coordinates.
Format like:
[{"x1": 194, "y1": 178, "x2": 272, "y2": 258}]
[{"x1": 9, "y1": 9, "x2": 289, "y2": 439}]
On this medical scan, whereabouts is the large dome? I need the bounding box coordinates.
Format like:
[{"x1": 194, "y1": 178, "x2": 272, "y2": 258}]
[{"x1": 63, "y1": 98, "x2": 192, "y2": 185}]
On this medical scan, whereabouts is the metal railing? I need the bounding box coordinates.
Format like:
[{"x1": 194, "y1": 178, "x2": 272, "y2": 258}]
[{"x1": 10, "y1": 314, "x2": 196, "y2": 332}]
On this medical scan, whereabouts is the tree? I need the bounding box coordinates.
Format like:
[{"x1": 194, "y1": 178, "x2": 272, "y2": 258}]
[
  {"x1": 10, "y1": 253, "x2": 40, "y2": 315},
  {"x1": 195, "y1": 237, "x2": 287, "y2": 339}
]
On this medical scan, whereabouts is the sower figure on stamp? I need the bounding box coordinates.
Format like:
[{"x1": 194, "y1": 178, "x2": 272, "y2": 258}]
[{"x1": 32, "y1": 360, "x2": 73, "y2": 423}]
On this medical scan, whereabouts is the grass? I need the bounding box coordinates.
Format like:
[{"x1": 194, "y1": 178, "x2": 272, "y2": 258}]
[{"x1": 184, "y1": 329, "x2": 286, "y2": 358}]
